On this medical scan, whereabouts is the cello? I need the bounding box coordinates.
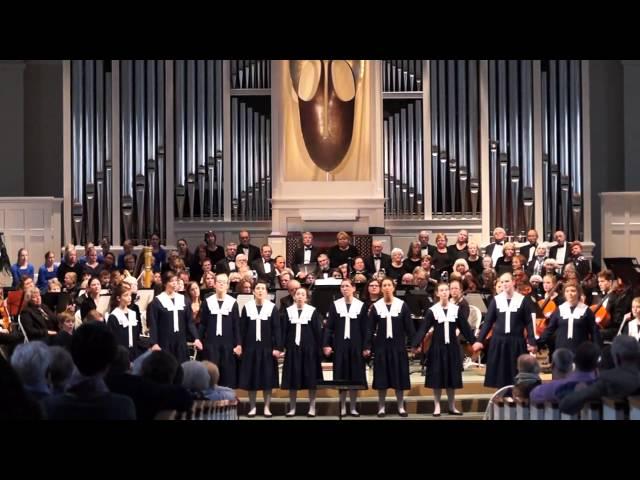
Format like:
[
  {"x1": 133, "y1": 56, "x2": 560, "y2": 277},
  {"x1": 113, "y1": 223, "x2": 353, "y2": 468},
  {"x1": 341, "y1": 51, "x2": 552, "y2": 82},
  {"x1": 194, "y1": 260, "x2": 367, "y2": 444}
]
[{"x1": 591, "y1": 279, "x2": 627, "y2": 329}]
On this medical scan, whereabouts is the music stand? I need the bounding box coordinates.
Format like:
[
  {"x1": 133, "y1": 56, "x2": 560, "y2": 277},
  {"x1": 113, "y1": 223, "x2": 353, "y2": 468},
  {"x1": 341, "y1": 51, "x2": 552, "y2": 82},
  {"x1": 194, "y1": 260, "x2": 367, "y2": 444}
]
[
  {"x1": 465, "y1": 292, "x2": 488, "y2": 314},
  {"x1": 316, "y1": 379, "x2": 368, "y2": 420},
  {"x1": 404, "y1": 290, "x2": 430, "y2": 317},
  {"x1": 310, "y1": 284, "x2": 341, "y2": 318},
  {"x1": 42, "y1": 292, "x2": 73, "y2": 314}
]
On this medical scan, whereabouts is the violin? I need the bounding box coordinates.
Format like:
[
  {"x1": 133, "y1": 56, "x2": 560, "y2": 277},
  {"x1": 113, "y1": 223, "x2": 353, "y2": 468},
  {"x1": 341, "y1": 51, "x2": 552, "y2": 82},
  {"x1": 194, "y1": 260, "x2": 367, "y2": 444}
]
[
  {"x1": 0, "y1": 290, "x2": 10, "y2": 332},
  {"x1": 590, "y1": 280, "x2": 626, "y2": 329}
]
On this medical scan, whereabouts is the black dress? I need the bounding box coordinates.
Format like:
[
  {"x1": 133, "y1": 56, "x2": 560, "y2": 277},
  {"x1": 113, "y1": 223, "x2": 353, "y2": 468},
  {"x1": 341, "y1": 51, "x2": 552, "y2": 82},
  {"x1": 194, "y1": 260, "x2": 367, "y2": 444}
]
[
  {"x1": 366, "y1": 298, "x2": 415, "y2": 390},
  {"x1": 147, "y1": 292, "x2": 199, "y2": 363},
  {"x1": 477, "y1": 292, "x2": 536, "y2": 388},
  {"x1": 413, "y1": 303, "x2": 475, "y2": 389},
  {"x1": 238, "y1": 300, "x2": 281, "y2": 390},
  {"x1": 107, "y1": 307, "x2": 145, "y2": 360},
  {"x1": 280, "y1": 304, "x2": 323, "y2": 390},
  {"x1": 538, "y1": 302, "x2": 601, "y2": 353},
  {"x1": 199, "y1": 294, "x2": 241, "y2": 388},
  {"x1": 323, "y1": 298, "x2": 368, "y2": 387}
]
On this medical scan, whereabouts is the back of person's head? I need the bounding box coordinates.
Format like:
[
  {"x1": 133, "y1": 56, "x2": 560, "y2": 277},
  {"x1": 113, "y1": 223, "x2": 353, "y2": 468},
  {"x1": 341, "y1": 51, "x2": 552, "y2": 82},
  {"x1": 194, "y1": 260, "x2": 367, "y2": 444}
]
[
  {"x1": 0, "y1": 356, "x2": 43, "y2": 420},
  {"x1": 517, "y1": 354, "x2": 541, "y2": 375},
  {"x1": 202, "y1": 361, "x2": 219, "y2": 387},
  {"x1": 70, "y1": 322, "x2": 117, "y2": 376},
  {"x1": 47, "y1": 346, "x2": 74, "y2": 392},
  {"x1": 10, "y1": 341, "x2": 51, "y2": 387},
  {"x1": 611, "y1": 335, "x2": 640, "y2": 367},
  {"x1": 551, "y1": 348, "x2": 574, "y2": 378},
  {"x1": 141, "y1": 351, "x2": 179, "y2": 385},
  {"x1": 181, "y1": 360, "x2": 209, "y2": 392},
  {"x1": 109, "y1": 346, "x2": 131, "y2": 375},
  {"x1": 85, "y1": 309, "x2": 104, "y2": 323},
  {"x1": 574, "y1": 341, "x2": 600, "y2": 373},
  {"x1": 598, "y1": 345, "x2": 615, "y2": 371}
]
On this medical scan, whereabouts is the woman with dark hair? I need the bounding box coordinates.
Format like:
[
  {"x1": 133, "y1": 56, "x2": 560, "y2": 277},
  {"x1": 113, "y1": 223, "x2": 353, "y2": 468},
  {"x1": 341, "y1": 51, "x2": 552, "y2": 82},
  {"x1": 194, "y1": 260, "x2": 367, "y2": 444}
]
[
  {"x1": 107, "y1": 284, "x2": 144, "y2": 360},
  {"x1": 281, "y1": 286, "x2": 323, "y2": 417},
  {"x1": 177, "y1": 238, "x2": 194, "y2": 269},
  {"x1": 364, "y1": 277, "x2": 415, "y2": 417},
  {"x1": 147, "y1": 270, "x2": 202, "y2": 362},
  {"x1": 150, "y1": 233, "x2": 167, "y2": 272},
  {"x1": 37, "y1": 251, "x2": 59, "y2": 293},
  {"x1": 323, "y1": 278, "x2": 368, "y2": 416},
  {"x1": 79, "y1": 276, "x2": 102, "y2": 321},
  {"x1": 199, "y1": 273, "x2": 241, "y2": 388},
  {"x1": 11, "y1": 248, "x2": 35, "y2": 288},
  {"x1": 238, "y1": 281, "x2": 281, "y2": 417},
  {"x1": 403, "y1": 241, "x2": 423, "y2": 274}
]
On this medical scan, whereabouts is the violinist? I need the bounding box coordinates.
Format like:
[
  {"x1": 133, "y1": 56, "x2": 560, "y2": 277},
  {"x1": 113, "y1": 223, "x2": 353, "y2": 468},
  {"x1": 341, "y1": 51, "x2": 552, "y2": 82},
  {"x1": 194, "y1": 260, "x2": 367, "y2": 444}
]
[
  {"x1": 538, "y1": 282, "x2": 600, "y2": 353},
  {"x1": 564, "y1": 241, "x2": 591, "y2": 280},
  {"x1": 535, "y1": 274, "x2": 563, "y2": 338},
  {"x1": 592, "y1": 270, "x2": 631, "y2": 343},
  {"x1": 619, "y1": 297, "x2": 640, "y2": 340}
]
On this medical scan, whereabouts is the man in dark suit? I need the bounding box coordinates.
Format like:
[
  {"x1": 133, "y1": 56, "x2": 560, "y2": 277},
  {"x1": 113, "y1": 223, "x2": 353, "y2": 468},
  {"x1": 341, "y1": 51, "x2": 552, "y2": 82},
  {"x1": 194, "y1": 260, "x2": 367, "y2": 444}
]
[
  {"x1": 238, "y1": 230, "x2": 261, "y2": 264},
  {"x1": 364, "y1": 240, "x2": 392, "y2": 276},
  {"x1": 251, "y1": 244, "x2": 276, "y2": 287},
  {"x1": 564, "y1": 241, "x2": 591, "y2": 279},
  {"x1": 548, "y1": 230, "x2": 569, "y2": 268},
  {"x1": 418, "y1": 230, "x2": 437, "y2": 258},
  {"x1": 560, "y1": 336, "x2": 640, "y2": 415},
  {"x1": 215, "y1": 242, "x2": 238, "y2": 275},
  {"x1": 484, "y1": 227, "x2": 507, "y2": 267},
  {"x1": 292, "y1": 231, "x2": 321, "y2": 275},
  {"x1": 314, "y1": 254, "x2": 334, "y2": 280},
  {"x1": 519, "y1": 229, "x2": 540, "y2": 265}
]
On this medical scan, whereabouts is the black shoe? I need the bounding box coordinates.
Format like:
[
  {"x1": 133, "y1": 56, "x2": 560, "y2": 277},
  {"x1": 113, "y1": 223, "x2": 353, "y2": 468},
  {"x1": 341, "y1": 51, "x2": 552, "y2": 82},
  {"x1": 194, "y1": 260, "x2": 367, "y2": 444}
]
[
  {"x1": 448, "y1": 410, "x2": 463, "y2": 416},
  {"x1": 247, "y1": 412, "x2": 256, "y2": 418},
  {"x1": 285, "y1": 412, "x2": 295, "y2": 418},
  {"x1": 307, "y1": 412, "x2": 316, "y2": 418},
  {"x1": 377, "y1": 411, "x2": 386, "y2": 418},
  {"x1": 432, "y1": 412, "x2": 441, "y2": 417},
  {"x1": 264, "y1": 413, "x2": 273, "y2": 418},
  {"x1": 398, "y1": 411, "x2": 408, "y2": 418},
  {"x1": 350, "y1": 411, "x2": 360, "y2": 417}
]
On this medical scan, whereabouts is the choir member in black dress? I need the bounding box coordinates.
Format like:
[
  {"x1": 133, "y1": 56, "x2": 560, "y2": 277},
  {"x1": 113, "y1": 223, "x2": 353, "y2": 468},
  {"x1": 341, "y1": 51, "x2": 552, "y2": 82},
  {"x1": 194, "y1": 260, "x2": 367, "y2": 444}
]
[
  {"x1": 107, "y1": 284, "x2": 144, "y2": 360},
  {"x1": 413, "y1": 282, "x2": 475, "y2": 416},
  {"x1": 323, "y1": 278, "x2": 368, "y2": 417},
  {"x1": 538, "y1": 282, "x2": 600, "y2": 354},
  {"x1": 327, "y1": 231, "x2": 360, "y2": 270},
  {"x1": 199, "y1": 273, "x2": 242, "y2": 388},
  {"x1": 473, "y1": 273, "x2": 537, "y2": 388},
  {"x1": 238, "y1": 281, "x2": 282, "y2": 417},
  {"x1": 364, "y1": 277, "x2": 415, "y2": 417},
  {"x1": 147, "y1": 271, "x2": 202, "y2": 363},
  {"x1": 281, "y1": 287, "x2": 323, "y2": 417}
]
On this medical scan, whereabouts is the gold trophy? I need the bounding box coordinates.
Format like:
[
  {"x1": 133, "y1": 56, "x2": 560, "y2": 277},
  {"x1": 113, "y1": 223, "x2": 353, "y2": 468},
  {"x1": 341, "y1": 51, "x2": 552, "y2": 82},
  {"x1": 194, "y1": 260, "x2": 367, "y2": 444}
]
[{"x1": 143, "y1": 246, "x2": 153, "y2": 288}]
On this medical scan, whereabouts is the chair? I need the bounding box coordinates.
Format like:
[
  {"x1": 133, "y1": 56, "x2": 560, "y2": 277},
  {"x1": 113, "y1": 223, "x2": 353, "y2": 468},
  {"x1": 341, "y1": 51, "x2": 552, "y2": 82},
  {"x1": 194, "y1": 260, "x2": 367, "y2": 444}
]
[
  {"x1": 483, "y1": 385, "x2": 514, "y2": 420},
  {"x1": 176, "y1": 398, "x2": 239, "y2": 420}
]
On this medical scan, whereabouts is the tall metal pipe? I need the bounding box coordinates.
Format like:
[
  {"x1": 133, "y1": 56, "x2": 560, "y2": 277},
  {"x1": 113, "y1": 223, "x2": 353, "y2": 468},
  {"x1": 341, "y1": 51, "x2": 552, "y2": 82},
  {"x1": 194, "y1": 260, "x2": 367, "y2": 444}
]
[{"x1": 174, "y1": 60, "x2": 186, "y2": 220}]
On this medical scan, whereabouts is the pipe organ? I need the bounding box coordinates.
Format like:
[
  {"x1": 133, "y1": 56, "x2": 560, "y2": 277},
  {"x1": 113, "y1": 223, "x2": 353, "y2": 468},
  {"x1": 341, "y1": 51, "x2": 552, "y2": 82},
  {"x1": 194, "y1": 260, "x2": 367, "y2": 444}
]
[{"x1": 67, "y1": 60, "x2": 587, "y2": 246}]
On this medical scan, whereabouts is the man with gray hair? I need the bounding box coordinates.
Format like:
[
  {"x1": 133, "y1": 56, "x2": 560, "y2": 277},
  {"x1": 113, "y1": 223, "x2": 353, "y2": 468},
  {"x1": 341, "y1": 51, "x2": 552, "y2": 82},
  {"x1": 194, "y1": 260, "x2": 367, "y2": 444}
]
[
  {"x1": 529, "y1": 348, "x2": 574, "y2": 403},
  {"x1": 215, "y1": 242, "x2": 238, "y2": 275},
  {"x1": 417, "y1": 230, "x2": 436, "y2": 258},
  {"x1": 560, "y1": 336, "x2": 640, "y2": 414},
  {"x1": 11, "y1": 341, "x2": 52, "y2": 401}
]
